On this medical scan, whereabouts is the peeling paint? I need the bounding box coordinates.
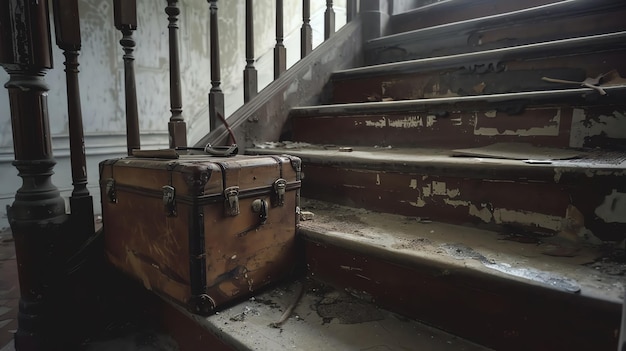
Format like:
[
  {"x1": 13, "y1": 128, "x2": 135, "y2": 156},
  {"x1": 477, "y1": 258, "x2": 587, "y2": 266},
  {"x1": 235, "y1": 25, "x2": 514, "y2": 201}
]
[
  {"x1": 376, "y1": 174, "x2": 381, "y2": 185},
  {"x1": 409, "y1": 197, "x2": 426, "y2": 208},
  {"x1": 595, "y1": 190, "x2": 626, "y2": 223},
  {"x1": 474, "y1": 109, "x2": 560, "y2": 136},
  {"x1": 409, "y1": 179, "x2": 418, "y2": 189},
  {"x1": 365, "y1": 117, "x2": 387, "y2": 128},
  {"x1": 484, "y1": 110, "x2": 497, "y2": 118},
  {"x1": 570, "y1": 109, "x2": 626, "y2": 148},
  {"x1": 493, "y1": 208, "x2": 562, "y2": 231},
  {"x1": 451, "y1": 117, "x2": 463, "y2": 126},
  {"x1": 468, "y1": 204, "x2": 493, "y2": 223},
  {"x1": 426, "y1": 115, "x2": 436, "y2": 127},
  {"x1": 388, "y1": 116, "x2": 424, "y2": 128},
  {"x1": 432, "y1": 181, "x2": 447, "y2": 196}
]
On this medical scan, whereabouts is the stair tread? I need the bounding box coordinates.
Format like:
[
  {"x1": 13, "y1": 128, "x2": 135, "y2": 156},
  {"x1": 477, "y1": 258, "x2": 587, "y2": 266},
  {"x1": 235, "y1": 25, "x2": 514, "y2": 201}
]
[
  {"x1": 336, "y1": 31, "x2": 626, "y2": 79},
  {"x1": 366, "y1": 0, "x2": 625, "y2": 64},
  {"x1": 290, "y1": 84, "x2": 626, "y2": 116},
  {"x1": 248, "y1": 144, "x2": 626, "y2": 173},
  {"x1": 160, "y1": 278, "x2": 490, "y2": 351},
  {"x1": 371, "y1": 0, "x2": 618, "y2": 46},
  {"x1": 299, "y1": 199, "x2": 624, "y2": 304}
]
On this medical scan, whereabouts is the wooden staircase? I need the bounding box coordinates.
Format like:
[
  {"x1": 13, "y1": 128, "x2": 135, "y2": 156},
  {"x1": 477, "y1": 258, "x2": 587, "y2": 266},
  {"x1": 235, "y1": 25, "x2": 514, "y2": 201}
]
[{"x1": 245, "y1": 0, "x2": 626, "y2": 350}]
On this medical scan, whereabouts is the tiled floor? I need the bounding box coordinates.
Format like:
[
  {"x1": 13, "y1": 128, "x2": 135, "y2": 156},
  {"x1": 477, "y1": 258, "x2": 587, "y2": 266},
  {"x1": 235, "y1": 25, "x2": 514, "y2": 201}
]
[{"x1": 0, "y1": 228, "x2": 17, "y2": 349}]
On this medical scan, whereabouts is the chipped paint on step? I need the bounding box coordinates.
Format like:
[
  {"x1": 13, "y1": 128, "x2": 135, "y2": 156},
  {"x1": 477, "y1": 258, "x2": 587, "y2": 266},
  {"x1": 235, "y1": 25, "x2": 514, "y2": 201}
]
[
  {"x1": 595, "y1": 190, "x2": 626, "y2": 223},
  {"x1": 365, "y1": 117, "x2": 387, "y2": 128},
  {"x1": 473, "y1": 109, "x2": 560, "y2": 136},
  {"x1": 493, "y1": 208, "x2": 562, "y2": 231},
  {"x1": 569, "y1": 109, "x2": 626, "y2": 148}
]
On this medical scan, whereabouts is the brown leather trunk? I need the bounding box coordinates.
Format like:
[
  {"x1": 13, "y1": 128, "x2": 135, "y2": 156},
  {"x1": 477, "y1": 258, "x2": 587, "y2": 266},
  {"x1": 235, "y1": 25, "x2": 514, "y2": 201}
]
[{"x1": 99, "y1": 154, "x2": 301, "y2": 315}]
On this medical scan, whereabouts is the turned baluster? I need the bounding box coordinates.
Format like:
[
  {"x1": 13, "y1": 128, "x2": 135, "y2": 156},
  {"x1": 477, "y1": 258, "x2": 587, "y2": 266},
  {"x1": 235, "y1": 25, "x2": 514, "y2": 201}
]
[
  {"x1": 208, "y1": 0, "x2": 224, "y2": 131},
  {"x1": 113, "y1": 0, "x2": 141, "y2": 155},
  {"x1": 244, "y1": 0, "x2": 258, "y2": 102},
  {"x1": 301, "y1": 0, "x2": 312, "y2": 58},
  {"x1": 52, "y1": 0, "x2": 95, "y2": 235},
  {"x1": 166, "y1": 0, "x2": 187, "y2": 148},
  {"x1": 0, "y1": 0, "x2": 69, "y2": 348},
  {"x1": 274, "y1": 0, "x2": 286, "y2": 79},
  {"x1": 347, "y1": 0, "x2": 357, "y2": 22},
  {"x1": 324, "y1": 0, "x2": 335, "y2": 40}
]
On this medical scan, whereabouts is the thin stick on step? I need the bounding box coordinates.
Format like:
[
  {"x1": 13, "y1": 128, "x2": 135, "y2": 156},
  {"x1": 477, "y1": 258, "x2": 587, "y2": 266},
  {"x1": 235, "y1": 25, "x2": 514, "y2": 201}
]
[{"x1": 269, "y1": 282, "x2": 305, "y2": 328}]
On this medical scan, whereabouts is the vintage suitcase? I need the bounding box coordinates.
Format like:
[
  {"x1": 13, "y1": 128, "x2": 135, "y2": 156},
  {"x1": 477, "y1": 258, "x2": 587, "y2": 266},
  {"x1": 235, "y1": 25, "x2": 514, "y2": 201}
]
[{"x1": 99, "y1": 153, "x2": 301, "y2": 315}]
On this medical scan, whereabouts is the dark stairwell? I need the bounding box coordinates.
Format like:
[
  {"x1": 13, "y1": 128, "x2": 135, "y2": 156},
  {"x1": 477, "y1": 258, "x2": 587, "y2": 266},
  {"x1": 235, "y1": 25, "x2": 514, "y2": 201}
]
[{"x1": 1, "y1": 0, "x2": 626, "y2": 350}]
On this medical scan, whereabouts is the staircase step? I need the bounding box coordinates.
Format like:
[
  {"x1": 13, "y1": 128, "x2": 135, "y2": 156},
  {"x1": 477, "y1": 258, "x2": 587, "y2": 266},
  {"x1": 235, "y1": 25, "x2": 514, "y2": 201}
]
[
  {"x1": 299, "y1": 199, "x2": 623, "y2": 351},
  {"x1": 390, "y1": 0, "x2": 562, "y2": 34},
  {"x1": 248, "y1": 145, "x2": 626, "y2": 242},
  {"x1": 288, "y1": 87, "x2": 626, "y2": 149},
  {"x1": 366, "y1": 0, "x2": 626, "y2": 64},
  {"x1": 151, "y1": 278, "x2": 491, "y2": 351},
  {"x1": 333, "y1": 32, "x2": 626, "y2": 103}
]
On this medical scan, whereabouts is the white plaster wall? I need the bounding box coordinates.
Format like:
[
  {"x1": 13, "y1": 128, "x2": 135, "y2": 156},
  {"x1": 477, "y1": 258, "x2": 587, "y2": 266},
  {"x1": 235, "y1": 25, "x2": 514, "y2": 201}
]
[{"x1": 0, "y1": 0, "x2": 347, "y2": 229}]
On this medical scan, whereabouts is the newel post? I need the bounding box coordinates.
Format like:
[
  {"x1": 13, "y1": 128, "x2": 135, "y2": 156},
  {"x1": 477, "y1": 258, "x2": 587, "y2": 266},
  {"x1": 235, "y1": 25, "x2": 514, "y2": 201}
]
[{"x1": 0, "y1": 0, "x2": 70, "y2": 348}]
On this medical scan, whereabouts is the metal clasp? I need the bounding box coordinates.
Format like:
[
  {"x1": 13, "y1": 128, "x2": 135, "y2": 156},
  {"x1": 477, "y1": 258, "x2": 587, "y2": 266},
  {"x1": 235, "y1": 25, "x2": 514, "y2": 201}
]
[
  {"x1": 162, "y1": 185, "x2": 176, "y2": 217},
  {"x1": 106, "y1": 179, "x2": 117, "y2": 203},
  {"x1": 224, "y1": 186, "x2": 240, "y2": 216},
  {"x1": 273, "y1": 179, "x2": 287, "y2": 207}
]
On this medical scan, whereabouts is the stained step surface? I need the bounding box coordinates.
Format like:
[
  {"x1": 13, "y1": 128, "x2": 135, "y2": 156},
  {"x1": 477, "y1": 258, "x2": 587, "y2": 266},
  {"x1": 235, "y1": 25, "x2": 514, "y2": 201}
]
[
  {"x1": 290, "y1": 87, "x2": 626, "y2": 149},
  {"x1": 298, "y1": 198, "x2": 624, "y2": 351},
  {"x1": 248, "y1": 144, "x2": 626, "y2": 242},
  {"x1": 389, "y1": 0, "x2": 562, "y2": 34},
  {"x1": 366, "y1": 0, "x2": 626, "y2": 64},
  {"x1": 333, "y1": 32, "x2": 626, "y2": 103}
]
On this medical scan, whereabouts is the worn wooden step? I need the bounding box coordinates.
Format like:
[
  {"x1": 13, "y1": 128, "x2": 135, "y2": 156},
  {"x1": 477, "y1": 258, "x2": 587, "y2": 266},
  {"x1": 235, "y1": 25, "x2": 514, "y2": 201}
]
[
  {"x1": 298, "y1": 199, "x2": 623, "y2": 351},
  {"x1": 288, "y1": 86, "x2": 626, "y2": 149},
  {"x1": 333, "y1": 32, "x2": 626, "y2": 103},
  {"x1": 366, "y1": 0, "x2": 626, "y2": 65},
  {"x1": 248, "y1": 145, "x2": 626, "y2": 242},
  {"x1": 390, "y1": 0, "x2": 562, "y2": 34}
]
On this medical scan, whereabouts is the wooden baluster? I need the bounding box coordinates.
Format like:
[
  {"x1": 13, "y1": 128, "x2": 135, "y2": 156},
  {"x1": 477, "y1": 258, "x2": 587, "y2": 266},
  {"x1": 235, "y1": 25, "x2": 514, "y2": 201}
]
[
  {"x1": 208, "y1": 0, "x2": 224, "y2": 132},
  {"x1": 274, "y1": 0, "x2": 286, "y2": 79},
  {"x1": 347, "y1": 0, "x2": 357, "y2": 22},
  {"x1": 166, "y1": 0, "x2": 187, "y2": 148},
  {"x1": 113, "y1": 0, "x2": 141, "y2": 155},
  {"x1": 244, "y1": 0, "x2": 257, "y2": 102},
  {"x1": 0, "y1": 0, "x2": 69, "y2": 348},
  {"x1": 301, "y1": 0, "x2": 312, "y2": 58},
  {"x1": 324, "y1": 0, "x2": 335, "y2": 40},
  {"x1": 52, "y1": 0, "x2": 94, "y2": 235}
]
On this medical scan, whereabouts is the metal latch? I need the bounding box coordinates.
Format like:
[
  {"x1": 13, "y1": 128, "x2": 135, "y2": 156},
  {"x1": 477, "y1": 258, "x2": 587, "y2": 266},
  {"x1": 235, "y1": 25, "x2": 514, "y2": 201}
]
[
  {"x1": 273, "y1": 178, "x2": 287, "y2": 207},
  {"x1": 162, "y1": 185, "x2": 176, "y2": 217},
  {"x1": 106, "y1": 179, "x2": 117, "y2": 203},
  {"x1": 224, "y1": 186, "x2": 240, "y2": 216}
]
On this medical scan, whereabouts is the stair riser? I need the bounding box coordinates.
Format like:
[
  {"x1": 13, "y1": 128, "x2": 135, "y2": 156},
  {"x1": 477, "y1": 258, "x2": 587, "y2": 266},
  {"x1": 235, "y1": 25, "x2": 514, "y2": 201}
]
[
  {"x1": 390, "y1": 0, "x2": 561, "y2": 33},
  {"x1": 368, "y1": 2, "x2": 626, "y2": 64},
  {"x1": 304, "y1": 239, "x2": 621, "y2": 351},
  {"x1": 300, "y1": 164, "x2": 626, "y2": 241},
  {"x1": 333, "y1": 50, "x2": 626, "y2": 103},
  {"x1": 292, "y1": 105, "x2": 626, "y2": 149}
]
